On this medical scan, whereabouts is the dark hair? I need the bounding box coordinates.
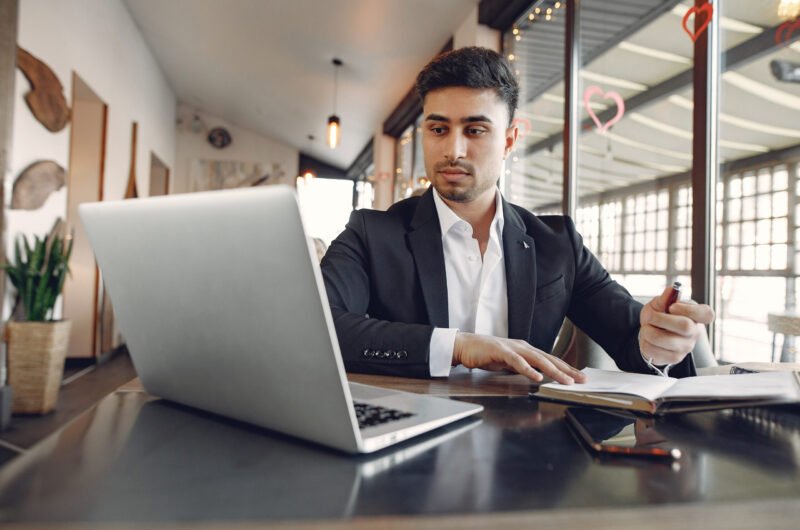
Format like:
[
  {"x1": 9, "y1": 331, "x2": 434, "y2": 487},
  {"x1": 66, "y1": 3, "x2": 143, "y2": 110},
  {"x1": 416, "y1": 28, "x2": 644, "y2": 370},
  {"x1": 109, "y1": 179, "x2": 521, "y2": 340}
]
[{"x1": 415, "y1": 46, "x2": 519, "y2": 125}]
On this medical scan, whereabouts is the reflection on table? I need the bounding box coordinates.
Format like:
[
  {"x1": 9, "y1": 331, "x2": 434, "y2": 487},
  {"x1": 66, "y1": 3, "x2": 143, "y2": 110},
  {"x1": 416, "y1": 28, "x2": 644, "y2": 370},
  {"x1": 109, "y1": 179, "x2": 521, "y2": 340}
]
[{"x1": 0, "y1": 388, "x2": 799, "y2": 525}]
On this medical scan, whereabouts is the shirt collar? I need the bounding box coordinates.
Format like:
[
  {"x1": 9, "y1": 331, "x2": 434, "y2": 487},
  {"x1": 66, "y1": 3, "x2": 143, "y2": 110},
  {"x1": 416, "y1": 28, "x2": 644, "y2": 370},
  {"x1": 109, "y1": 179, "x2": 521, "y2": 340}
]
[{"x1": 432, "y1": 188, "x2": 505, "y2": 240}]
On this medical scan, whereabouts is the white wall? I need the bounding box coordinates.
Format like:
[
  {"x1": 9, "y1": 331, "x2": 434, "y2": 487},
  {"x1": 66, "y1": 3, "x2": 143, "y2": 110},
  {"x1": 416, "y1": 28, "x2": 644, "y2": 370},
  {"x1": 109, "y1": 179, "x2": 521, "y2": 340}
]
[
  {"x1": 454, "y1": 5, "x2": 501, "y2": 51},
  {"x1": 174, "y1": 103, "x2": 298, "y2": 193},
  {"x1": 5, "y1": 0, "x2": 176, "y2": 321}
]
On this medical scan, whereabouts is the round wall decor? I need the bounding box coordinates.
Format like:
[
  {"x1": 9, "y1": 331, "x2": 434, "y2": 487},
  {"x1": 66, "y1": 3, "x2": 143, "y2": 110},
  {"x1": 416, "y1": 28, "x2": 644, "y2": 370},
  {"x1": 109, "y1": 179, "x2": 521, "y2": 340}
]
[{"x1": 207, "y1": 127, "x2": 232, "y2": 149}]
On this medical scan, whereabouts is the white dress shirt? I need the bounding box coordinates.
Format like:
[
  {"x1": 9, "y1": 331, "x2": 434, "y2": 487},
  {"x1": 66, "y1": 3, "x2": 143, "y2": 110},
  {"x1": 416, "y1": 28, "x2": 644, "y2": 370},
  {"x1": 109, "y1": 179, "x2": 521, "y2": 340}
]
[{"x1": 428, "y1": 190, "x2": 508, "y2": 376}]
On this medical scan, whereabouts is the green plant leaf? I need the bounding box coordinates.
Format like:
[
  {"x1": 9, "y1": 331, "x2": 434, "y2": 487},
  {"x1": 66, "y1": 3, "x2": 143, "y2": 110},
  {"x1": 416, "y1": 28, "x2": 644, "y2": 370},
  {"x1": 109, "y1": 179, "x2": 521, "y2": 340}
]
[{"x1": 3, "y1": 222, "x2": 73, "y2": 322}]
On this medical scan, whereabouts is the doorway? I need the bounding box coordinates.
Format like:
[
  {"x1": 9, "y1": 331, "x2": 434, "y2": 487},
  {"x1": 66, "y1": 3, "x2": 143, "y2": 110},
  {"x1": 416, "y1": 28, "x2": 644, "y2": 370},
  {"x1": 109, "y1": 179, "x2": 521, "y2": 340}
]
[
  {"x1": 63, "y1": 73, "x2": 107, "y2": 359},
  {"x1": 149, "y1": 152, "x2": 170, "y2": 196}
]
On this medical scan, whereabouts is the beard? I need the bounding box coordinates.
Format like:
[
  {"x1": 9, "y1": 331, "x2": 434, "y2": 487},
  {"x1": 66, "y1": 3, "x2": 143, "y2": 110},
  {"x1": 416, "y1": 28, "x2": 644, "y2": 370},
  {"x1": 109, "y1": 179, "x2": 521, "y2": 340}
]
[{"x1": 431, "y1": 160, "x2": 494, "y2": 203}]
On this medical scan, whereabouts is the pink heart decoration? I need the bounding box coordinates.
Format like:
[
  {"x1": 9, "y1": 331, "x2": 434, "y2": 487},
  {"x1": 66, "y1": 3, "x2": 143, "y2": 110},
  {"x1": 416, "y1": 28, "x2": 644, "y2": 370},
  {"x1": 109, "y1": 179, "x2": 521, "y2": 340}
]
[
  {"x1": 776, "y1": 19, "x2": 800, "y2": 46},
  {"x1": 682, "y1": 2, "x2": 713, "y2": 43},
  {"x1": 511, "y1": 117, "x2": 531, "y2": 138},
  {"x1": 583, "y1": 86, "x2": 625, "y2": 133}
]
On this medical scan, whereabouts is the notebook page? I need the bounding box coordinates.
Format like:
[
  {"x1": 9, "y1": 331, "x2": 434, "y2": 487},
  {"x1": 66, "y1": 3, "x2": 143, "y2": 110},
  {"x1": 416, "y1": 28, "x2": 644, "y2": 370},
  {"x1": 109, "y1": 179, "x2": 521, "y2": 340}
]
[
  {"x1": 542, "y1": 367, "x2": 677, "y2": 401},
  {"x1": 662, "y1": 371, "x2": 800, "y2": 400}
]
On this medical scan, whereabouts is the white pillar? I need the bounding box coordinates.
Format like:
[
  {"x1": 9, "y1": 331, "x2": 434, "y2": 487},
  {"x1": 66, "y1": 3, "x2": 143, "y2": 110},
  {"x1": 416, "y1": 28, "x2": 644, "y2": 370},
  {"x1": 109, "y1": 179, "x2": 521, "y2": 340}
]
[
  {"x1": 0, "y1": 0, "x2": 19, "y2": 317},
  {"x1": 371, "y1": 129, "x2": 395, "y2": 211},
  {"x1": 454, "y1": 5, "x2": 500, "y2": 51}
]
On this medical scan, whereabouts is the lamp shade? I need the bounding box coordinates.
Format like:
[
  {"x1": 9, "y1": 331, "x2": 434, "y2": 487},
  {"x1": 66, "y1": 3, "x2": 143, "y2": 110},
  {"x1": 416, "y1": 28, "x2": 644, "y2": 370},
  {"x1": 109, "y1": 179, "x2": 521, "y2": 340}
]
[{"x1": 327, "y1": 115, "x2": 340, "y2": 149}]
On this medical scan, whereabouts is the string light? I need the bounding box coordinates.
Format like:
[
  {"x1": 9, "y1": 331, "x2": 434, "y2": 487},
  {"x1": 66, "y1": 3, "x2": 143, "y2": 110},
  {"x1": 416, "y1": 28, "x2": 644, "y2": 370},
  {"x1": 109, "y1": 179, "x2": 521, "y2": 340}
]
[
  {"x1": 508, "y1": 53, "x2": 515, "y2": 61},
  {"x1": 555, "y1": 1, "x2": 562, "y2": 8},
  {"x1": 529, "y1": 12, "x2": 534, "y2": 20},
  {"x1": 512, "y1": 28, "x2": 520, "y2": 35}
]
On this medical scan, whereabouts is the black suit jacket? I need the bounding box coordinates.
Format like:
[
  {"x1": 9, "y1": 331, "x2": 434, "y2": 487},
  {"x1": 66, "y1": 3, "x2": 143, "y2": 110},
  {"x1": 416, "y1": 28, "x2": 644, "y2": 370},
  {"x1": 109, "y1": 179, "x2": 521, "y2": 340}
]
[{"x1": 320, "y1": 189, "x2": 695, "y2": 379}]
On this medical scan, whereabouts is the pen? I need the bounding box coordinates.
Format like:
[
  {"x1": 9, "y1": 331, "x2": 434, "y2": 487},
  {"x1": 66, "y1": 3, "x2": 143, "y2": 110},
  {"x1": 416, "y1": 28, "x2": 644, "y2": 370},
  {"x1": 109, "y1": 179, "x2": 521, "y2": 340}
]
[
  {"x1": 665, "y1": 281, "x2": 681, "y2": 312},
  {"x1": 645, "y1": 282, "x2": 683, "y2": 378}
]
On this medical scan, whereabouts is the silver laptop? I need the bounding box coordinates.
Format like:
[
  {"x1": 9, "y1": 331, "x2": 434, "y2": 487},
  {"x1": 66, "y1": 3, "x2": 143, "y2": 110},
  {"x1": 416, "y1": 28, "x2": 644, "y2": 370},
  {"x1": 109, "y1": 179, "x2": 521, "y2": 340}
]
[{"x1": 79, "y1": 185, "x2": 482, "y2": 454}]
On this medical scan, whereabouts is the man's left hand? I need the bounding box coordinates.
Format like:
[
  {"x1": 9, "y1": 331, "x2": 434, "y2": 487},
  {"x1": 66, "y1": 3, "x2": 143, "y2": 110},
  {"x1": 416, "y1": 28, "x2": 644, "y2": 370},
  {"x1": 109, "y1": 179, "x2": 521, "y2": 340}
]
[{"x1": 639, "y1": 286, "x2": 715, "y2": 366}]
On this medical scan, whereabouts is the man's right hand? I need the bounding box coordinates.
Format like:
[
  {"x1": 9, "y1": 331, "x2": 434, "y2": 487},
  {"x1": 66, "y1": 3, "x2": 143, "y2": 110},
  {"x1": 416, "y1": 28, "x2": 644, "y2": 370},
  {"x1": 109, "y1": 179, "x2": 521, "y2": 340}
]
[{"x1": 452, "y1": 332, "x2": 586, "y2": 385}]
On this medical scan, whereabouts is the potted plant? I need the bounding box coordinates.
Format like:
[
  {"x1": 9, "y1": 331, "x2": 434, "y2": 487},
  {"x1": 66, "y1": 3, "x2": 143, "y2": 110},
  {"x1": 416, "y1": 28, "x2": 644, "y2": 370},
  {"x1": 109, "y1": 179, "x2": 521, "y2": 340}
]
[{"x1": 3, "y1": 219, "x2": 73, "y2": 414}]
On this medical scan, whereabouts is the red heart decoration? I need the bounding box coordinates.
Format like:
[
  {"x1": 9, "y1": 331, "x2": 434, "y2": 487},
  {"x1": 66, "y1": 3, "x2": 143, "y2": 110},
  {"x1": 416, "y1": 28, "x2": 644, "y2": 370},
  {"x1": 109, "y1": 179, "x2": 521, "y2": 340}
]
[
  {"x1": 776, "y1": 19, "x2": 800, "y2": 46},
  {"x1": 511, "y1": 117, "x2": 531, "y2": 138},
  {"x1": 583, "y1": 86, "x2": 625, "y2": 133},
  {"x1": 682, "y1": 2, "x2": 713, "y2": 43}
]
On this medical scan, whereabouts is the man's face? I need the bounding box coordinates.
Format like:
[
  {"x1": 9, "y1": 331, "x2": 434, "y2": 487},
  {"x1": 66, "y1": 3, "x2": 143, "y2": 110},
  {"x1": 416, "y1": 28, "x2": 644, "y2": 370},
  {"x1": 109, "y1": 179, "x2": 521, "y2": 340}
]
[{"x1": 422, "y1": 87, "x2": 517, "y2": 203}]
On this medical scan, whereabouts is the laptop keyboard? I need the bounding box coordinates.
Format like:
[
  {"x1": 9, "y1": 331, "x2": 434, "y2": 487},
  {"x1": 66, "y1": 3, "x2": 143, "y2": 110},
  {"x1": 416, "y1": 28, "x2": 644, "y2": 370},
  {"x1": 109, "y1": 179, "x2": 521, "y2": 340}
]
[{"x1": 353, "y1": 402, "x2": 415, "y2": 429}]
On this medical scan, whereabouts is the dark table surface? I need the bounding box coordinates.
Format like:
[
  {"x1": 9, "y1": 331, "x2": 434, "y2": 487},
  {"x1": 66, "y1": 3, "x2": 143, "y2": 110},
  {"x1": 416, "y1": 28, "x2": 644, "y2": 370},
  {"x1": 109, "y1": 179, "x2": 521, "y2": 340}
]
[{"x1": 0, "y1": 389, "x2": 799, "y2": 527}]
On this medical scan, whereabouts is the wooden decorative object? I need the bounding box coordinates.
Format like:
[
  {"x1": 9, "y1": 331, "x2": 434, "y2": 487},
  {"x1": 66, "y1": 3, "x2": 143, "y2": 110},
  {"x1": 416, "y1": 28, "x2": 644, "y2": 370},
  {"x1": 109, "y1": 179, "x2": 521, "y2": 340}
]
[
  {"x1": 16, "y1": 47, "x2": 70, "y2": 132},
  {"x1": 236, "y1": 162, "x2": 286, "y2": 187},
  {"x1": 10, "y1": 160, "x2": 65, "y2": 210},
  {"x1": 7, "y1": 320, "x2": 72, "y2": 414}
]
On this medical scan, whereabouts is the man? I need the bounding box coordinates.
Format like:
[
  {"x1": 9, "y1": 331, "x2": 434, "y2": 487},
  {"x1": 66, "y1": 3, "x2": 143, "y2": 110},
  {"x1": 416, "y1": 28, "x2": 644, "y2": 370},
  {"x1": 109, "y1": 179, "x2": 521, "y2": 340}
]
[{"x1": 321, "y1": 47, "x2": 714, "y2": 384}]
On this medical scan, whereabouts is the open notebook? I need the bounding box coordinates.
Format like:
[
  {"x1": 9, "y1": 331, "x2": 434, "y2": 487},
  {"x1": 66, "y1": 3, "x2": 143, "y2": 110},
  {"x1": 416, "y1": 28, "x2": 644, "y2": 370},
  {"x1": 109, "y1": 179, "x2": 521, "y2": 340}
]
[{"x1": 533, "y1": 367, "x2": 800, "y2": 414}]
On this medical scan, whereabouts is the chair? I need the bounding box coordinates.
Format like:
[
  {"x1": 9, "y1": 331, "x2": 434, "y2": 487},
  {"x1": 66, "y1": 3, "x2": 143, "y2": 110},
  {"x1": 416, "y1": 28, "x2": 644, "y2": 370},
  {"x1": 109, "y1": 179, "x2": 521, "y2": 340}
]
[
  {"x1": 551, "y1": 318, "x2": 619, "y2": 371},
  {"x1": 551, "y1": 317, "x2": 717, "y2": 370},
  {"x1": 767, "y1": 312, "x2": 800, "y2": 362}
]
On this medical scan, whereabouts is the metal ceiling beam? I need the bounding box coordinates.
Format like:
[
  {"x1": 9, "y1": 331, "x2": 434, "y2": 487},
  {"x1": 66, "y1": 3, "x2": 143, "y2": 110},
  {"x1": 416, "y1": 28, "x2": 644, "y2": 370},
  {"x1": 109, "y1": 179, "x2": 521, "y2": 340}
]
[{"x1": 521, "y1": 0, "x2": 684, "y2": 103}]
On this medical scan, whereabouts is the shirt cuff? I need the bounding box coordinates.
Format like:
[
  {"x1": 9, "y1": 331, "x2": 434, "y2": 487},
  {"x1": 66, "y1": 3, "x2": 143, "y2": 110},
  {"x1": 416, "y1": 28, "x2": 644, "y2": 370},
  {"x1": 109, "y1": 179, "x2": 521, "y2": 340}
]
[
  {"x1": 429, "y1": 327, "x2": 459, "y2": 377},
  {"x1": 639, "y1": 346, "x2": 674, "y2": 377}
]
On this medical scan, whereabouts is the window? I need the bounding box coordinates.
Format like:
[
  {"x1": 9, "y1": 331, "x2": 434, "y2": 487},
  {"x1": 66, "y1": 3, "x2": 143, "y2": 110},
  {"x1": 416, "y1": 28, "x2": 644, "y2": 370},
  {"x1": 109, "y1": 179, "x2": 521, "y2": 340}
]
[{"x1": 296, "y1": 177, "x2": 355, "y2": 247}]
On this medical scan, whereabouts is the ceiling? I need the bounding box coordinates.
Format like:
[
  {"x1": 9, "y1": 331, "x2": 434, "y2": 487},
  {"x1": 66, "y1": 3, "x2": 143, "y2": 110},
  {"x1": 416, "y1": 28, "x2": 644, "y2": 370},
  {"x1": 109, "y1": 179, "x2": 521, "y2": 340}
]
[{"x1": 122, "y1": 0, "x2": 478, "y2": 170}]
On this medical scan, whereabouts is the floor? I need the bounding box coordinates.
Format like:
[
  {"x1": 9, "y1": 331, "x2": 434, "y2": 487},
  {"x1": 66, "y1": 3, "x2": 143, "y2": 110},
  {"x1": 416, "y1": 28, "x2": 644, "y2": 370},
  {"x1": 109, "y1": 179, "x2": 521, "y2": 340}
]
[{"x1": 0, "y1": 346, "x2": 137, "y2": 466}]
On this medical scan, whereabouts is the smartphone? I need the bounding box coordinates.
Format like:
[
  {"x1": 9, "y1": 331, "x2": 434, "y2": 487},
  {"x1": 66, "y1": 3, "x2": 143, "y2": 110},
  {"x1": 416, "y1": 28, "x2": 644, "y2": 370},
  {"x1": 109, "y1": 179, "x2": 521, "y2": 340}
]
[{"x1": 565, "y1": 407, "x2": 682, "y2": 460}]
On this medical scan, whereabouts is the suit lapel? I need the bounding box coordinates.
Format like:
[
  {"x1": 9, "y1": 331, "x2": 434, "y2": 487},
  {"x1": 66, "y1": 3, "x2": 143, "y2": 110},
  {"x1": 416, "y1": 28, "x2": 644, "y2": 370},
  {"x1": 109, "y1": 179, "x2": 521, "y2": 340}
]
[
  {"x1": 407, "y1": 190, "x2": 449, "y2": 328},
  {"x1": 502, "y1": 200, "x2": 537, "y2": 340}
]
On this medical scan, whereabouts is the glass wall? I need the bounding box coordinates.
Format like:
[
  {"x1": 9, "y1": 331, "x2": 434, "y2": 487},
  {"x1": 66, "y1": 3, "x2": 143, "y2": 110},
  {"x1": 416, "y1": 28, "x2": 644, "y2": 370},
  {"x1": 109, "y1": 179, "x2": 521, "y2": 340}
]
[
  {"x1": 504, "y1": 0, "x2": 800, "y2": 362},
  {"x1": 504, "y1": 1, "x2": 566, "y2": 214},
  {"x1": 505, "y1": 2, "x2": 700, "y2": 298},
  {"x1": 715, "y1": 1, "x2": 800, "y2": 362},
  {"x1": 572, "y1": 1, "x2": 697, "y2": 300},
  {"x1": 394, "y1": 124, "x2": 415, "y2": 202}
]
